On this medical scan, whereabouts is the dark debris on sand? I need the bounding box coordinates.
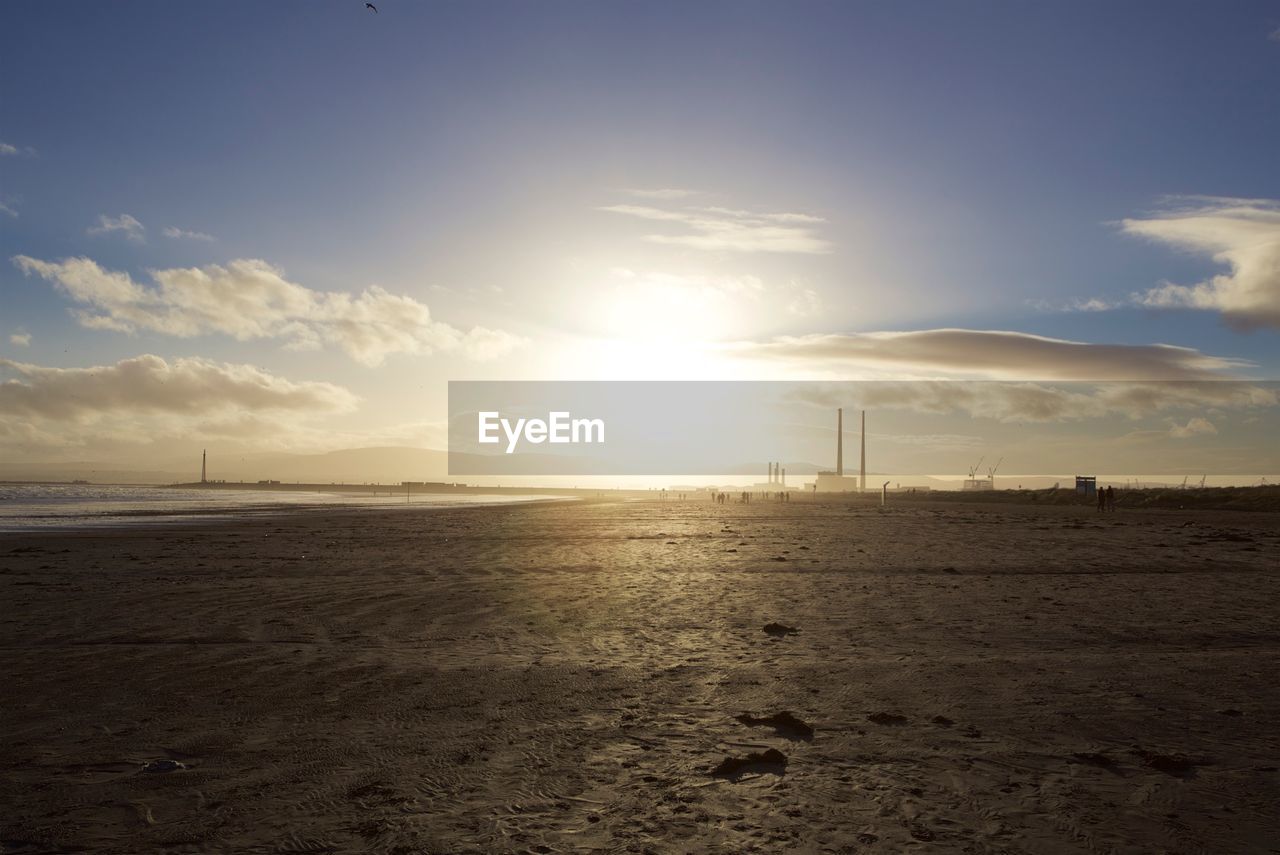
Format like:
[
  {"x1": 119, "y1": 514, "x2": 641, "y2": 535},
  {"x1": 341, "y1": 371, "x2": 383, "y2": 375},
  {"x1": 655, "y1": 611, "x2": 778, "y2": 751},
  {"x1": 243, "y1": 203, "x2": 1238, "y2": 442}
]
[
  {"x1": 1136, "y1": 750, "x2": 1198, "y2": 778},
  {"x1": 711, "y1": 748, "x2": 788, "y2": 779},
  {"x1": 762, "y1": 622, "x2": 799, "y2": 637},
  {"x1": 1070, "y1": 751, "x2": 1118, "y2": 770},
  {"x1": 734, "y1": 711, "x2": 815, "y2": 741},
  {"x1": 867, "y1": 711, "x2": 909, "y2": 726}
]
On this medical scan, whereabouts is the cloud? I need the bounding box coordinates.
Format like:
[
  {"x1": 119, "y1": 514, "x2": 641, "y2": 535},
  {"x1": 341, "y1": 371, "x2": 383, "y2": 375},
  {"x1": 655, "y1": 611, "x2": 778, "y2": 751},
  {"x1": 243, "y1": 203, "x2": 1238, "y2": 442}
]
[
  {"x1": 1169, "y1": 416, "x2": 1217, "y2": 438},
  {"x1": 0, "y1": 142, "x2": 35, "y2": 157},
  {"x1": 458, "y1": 326, "x2": 525, "y2": 360},
  {"x1": 1030, "y1": 297, "x2": 1118, "y2": 313},
  {"x1": 13, "y1": 255, "x2": 524, "y2": 366},
  {"x1": 88, "y1": 213, "x2": 146, "y2": 242},
  {"x1": 1270, "y1": 27, "x2": 1280, "y2": 43},
  {"x1": 0, "y1": 355, "x2": 361, "y2": 456},
  {"x1": 729, "y1": 328, "x2": 1250, "y2": 380},
  {"x1": 601, "y1": 202, "x2": 830, "y2": 254},
  {"x1": 0, "y1": 354, "x2": 356, "y2": 421},
  {"x1": 9, "y1": 331, "x2": 30, "y2": 347},
  {"x1": 1122, "y1": 197, "x2": 1280, "y2": 329},
  {"x1": 881, "y1": 432, "x2": 985, "y2": 449},
  {"x1": 786, "y1": 284, "x2": 821, "y2": 317},
  {"x1": 609, "y1": 267, "x2": 764, "y2": 296},
  {"x1": 787, "y1": 380, "x2": 1276, "y2": 424},
  {"x1": 162, "y1": 226, "x2": 215, "y2": 242},
  {"x1": 0, "y1": 198, "x2": 16, "y2": 218}
]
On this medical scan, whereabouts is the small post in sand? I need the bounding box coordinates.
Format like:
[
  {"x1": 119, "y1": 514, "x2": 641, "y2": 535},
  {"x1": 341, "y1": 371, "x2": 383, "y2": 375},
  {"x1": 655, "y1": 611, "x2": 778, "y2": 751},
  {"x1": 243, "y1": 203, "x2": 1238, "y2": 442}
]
[{"x1": 882, "y1": 480, "x2": 890, "y2": 506}]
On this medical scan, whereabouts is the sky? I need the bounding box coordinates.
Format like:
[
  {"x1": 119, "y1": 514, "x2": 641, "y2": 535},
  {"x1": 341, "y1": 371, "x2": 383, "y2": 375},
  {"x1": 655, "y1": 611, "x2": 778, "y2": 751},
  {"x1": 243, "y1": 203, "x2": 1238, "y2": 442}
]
[{"x1": 2, "y1": 1, "x2": 1279, "y2": 477}]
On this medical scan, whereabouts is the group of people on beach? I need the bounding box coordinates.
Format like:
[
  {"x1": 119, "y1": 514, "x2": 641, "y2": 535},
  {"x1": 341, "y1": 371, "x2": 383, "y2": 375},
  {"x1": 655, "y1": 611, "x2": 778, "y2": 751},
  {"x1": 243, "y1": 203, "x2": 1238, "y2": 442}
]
[
  {"x1": 711, "y1": 491, "x2": 792, "y2": 504},
  {"x1": 1096, "y1": 485, "x2": 1117, "y2": 512}
]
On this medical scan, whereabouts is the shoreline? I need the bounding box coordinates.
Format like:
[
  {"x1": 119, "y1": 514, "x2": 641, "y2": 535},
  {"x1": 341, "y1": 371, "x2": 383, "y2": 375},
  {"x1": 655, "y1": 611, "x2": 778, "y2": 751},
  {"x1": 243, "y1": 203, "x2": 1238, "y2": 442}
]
[
  {"x1": 0, "y1": 491, "x2": 581, "y2": 535},
  {"x1": 0, "y1": 491, "x2": 1273, "y2": 540}
]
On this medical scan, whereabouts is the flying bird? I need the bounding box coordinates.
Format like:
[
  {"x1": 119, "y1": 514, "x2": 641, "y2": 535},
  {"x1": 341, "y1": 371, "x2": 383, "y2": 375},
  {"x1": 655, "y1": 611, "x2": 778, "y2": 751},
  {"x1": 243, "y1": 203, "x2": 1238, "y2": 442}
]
[{"x1": 365, "y1": 2, "x2": 377, "y2": 12}]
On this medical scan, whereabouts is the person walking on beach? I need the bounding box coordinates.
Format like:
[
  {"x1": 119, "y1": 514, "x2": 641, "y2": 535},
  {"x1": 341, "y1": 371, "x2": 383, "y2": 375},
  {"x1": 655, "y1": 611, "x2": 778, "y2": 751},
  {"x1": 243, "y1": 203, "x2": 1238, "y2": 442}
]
[
  {"x1": 1105, "y1": 485, "x2": 1116, "y2": 512},
  {"x1": 1097, "y1": 487, "x2": 1106, "y2": 513}
]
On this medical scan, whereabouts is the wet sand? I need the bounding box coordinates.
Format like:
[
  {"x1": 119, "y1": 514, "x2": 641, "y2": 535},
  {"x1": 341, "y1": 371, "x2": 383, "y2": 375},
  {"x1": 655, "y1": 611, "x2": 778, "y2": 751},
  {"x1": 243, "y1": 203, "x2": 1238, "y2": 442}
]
[{"x1": 2, "y1": 498, "x2": 1278, "y2": 853}]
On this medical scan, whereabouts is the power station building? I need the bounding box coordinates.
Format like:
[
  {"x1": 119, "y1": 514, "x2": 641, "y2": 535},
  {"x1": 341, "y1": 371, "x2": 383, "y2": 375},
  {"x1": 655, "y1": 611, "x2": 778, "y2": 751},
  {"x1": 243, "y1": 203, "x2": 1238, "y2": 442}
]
[
  {"x1": 750, "y1": 462, "x2": 790, "y2": 491},
  {"x1": 814, "y1": 408, "x2": 867, "y2": 492}
]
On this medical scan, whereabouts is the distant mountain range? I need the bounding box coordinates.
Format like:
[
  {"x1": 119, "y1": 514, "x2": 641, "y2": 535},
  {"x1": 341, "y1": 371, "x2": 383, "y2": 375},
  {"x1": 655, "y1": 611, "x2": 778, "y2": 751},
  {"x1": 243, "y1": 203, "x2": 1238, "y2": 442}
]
[
  {"x1": 0, "y1": 447, "x2": 451, "y2": 485},
  {"x1": 3, "y1": 446, "x2": 1181, "y2": 491},
  {"x1": 4, "y1": 447, "x2": 846, "y2": 485}
]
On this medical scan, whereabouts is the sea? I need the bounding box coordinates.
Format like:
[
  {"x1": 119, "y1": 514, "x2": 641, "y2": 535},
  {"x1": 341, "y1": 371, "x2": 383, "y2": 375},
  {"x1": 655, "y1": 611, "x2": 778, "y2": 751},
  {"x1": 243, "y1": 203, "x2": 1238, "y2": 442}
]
[{"x1": 0, "y1": 484, "x2": 559, "y2": 532}]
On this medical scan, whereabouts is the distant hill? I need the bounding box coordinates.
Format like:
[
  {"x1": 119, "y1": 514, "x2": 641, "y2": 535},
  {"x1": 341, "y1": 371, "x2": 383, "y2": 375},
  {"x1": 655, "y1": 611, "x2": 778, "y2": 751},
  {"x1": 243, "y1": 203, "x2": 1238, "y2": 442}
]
[{"x1": 0, "y1": 446, "x2": 449, "y2": 485}]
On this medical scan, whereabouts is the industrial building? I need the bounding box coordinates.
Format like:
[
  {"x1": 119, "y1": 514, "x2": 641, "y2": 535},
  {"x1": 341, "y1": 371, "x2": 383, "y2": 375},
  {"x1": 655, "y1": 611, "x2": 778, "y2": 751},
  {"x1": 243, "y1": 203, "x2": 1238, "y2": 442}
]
[
  {"x1": 813, "y1": 408, "x2": 867, "y2": 492},
  {"x1": 961, "y1": 457, "x2": 1003, "y2": 491},
  {"x1": 749, "y1": 462, "x2": 790, "y2": 491}
]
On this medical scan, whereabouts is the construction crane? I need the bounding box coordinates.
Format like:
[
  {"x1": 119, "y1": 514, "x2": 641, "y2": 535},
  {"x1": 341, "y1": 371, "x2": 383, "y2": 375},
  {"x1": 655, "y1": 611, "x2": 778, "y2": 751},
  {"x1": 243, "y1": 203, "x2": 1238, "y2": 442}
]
[
  {"x1": 967, "y1": 456, "x2": 985, "y2": 479},
  {"x1": 1181, "y1": 475, "x2": 1188, "y2": 489},
  {"x1": 1199, "y1": 475, "x2": 1207, "y2": 489},
  {"x1": 987, "y1": 457, "x2": 1003, "y2": 479}
]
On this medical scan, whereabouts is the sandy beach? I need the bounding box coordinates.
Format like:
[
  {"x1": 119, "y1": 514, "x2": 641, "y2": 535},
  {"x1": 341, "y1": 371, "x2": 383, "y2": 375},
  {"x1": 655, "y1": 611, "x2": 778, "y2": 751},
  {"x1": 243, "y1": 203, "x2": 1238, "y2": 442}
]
[{"x1": 2, "y1": 498, "x2": 1278, "y2": 853}]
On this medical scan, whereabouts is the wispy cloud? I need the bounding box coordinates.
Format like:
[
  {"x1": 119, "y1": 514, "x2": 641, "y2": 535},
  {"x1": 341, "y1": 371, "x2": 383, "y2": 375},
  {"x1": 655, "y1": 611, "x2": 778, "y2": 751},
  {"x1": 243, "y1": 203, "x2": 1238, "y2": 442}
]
[
  {"x1": 1121, "y1": 196, "x2": 1280, "y2": 329},
  {"x1": 728, "y1": 328, "x2": 1251, "y2": 380},
  {"x1": 13, "y1": 255, "x2": 524, "y2": 367},
  {"x1": 162, "y1": 226, "x2": 215, "y2": 242},
  {"x1": 786, "y1": 284, "x2": 821, "y2": 317},
  {"x1": 1269, "y1": 26, "x2": 1280, "y2": 43},
  {"x1": 0, "y1": 198, "x2": 16, "y2": 218},
  {"x1": 1030, "y1": 296, "x2": 1118, "y2": 313},
  {"x1": 609, "y1": 267, "x2": 764, "y2": 296},
  {"x1": 9, "y1": 331, "x2": 30, "y2": 347},
  {"x1": 1169, "y1": 416, "x2": 1217, "y2": 438},
  {"x1": 601, "y1": 200, "x2": 831, "y2": 254},
  {"x1": 0, "y1": 141, "x2": 36, "y2": 157},
  {"x1": 87, "y1": 213, "x2": 146, "y2": 243}
]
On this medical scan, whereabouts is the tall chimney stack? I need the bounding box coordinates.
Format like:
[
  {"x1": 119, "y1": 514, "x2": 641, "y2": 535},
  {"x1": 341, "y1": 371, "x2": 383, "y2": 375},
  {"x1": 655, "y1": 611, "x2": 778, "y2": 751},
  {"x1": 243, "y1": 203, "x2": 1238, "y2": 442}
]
[
  {"x1": 781, "y1": 467, "x2": 786, "y2": 489},
  {"x1": 836, "y1": 408, "x2": 844, "y2": 476},
  {"x1": 860, "y1": 410, "x2": 866, "y2": 493},
  {"x1": 201, "y1": 449, "x2": 207, "y2": 484}
]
